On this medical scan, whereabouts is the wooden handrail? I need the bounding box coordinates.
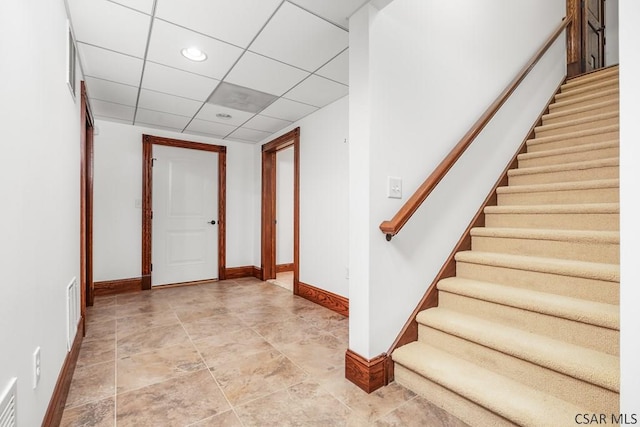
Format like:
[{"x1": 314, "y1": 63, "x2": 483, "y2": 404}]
[{"x1": 380, "y1": 17, "x2": 572, "y2": 241}]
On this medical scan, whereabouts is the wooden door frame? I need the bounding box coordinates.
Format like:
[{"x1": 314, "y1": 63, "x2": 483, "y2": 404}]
[
  {"x1": 80, "y1": 81, "x2": 94, "y2": 313},
  {"x1": 566, "y1": 0, "x2": 606, "y2": 77},
  {"x1": 141, "y1": 134, "x2": 227, "y2": 290},
  {"x1": 261, "y1": 128, "x2": 300, "y2": 293}
]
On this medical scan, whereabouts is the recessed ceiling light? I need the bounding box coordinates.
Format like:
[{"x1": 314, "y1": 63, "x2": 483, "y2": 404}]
[
  {"x1": 181, "y1": 47, "x2": 207, "y2": 62},
  {"x1": 216, "y1": 113, "x2": 232, "y2": 119}
]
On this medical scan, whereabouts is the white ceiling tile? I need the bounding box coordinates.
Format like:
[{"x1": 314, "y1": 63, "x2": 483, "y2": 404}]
[
  {"x1": 142, "y1": 62, "x2": 220, "y2": 101},
  {"x1": 78, "y1": 43, "x2": 143, "y2": 86},
  {"x1": 185, "y1": 119, "x2": 237, "y2": 139},
  {"x1": 146, "y1": 19, "x2": 243, "y2": 79},
  {"x1": 195, "y1": 104, "x2": 255, "y2": 126},
  {"x1": 109, "y1": 0, "x2": 155, "y2": 14},
  {"x1": 85, "y1": 77, "x2": 138, "y2": 106},
  {"x1": 137, "y1": 89, "x2": 202, "y2": 117},
  {"x1": 155, "y1": 0, "x2": 281, "y2": 48},
  {"x1": 228, "y1": 127, "x2": 272, "y2": 143},
  {"x1": 288, "y1": 0, "x2": 368, "y2": 29},
  {"x1": 259, "y1": 98, "x2": 319, "y2": 122},
  {"x1": 90, "y1": 99, "x2": 135, "y2": 121},
  {"x1": 95, "y1": 115, "x2": 133, "y2": 125},
  {"x1": 316, "y1": 49, "x2": 349, "y2": 85},
  {"x1": 68, "y1": 0, "x2": 150, "y2": 58},
  {"x1": 249, "y1": 2, "x2": 348, "y2": 72},
  {"x1": 284, "y1": 75, "x2": 348, "y2": 107},
  {"x1": 225, "y1": 52, "x2": 309, "y2": 96},
  {"x1": 243, "y1": 115, "x2": 292, "y2": 133},
  {"x1": 135, "y1": 108, "x2": 191, "y2": 130}
]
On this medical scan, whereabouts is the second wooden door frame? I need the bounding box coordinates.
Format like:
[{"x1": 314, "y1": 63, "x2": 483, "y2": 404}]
[
  {"x1": 566, "y1": 0, "x2": 606, "y2": 77},
  {"x1": 261, "y1": 128, "x2": 300, "y2": 293},
  {"x1": 80, "y1": 81, "x2": 94, "y2": 316},
  {"x1": 141, "y1": 134, "x2": 227, "y2": 290}
]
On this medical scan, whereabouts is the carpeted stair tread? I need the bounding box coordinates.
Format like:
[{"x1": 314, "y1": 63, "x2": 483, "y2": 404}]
[
  {"x1": 437, "y1": 277, "x2": 619, "y2": 329},
  {"x1": 470, "y1": 227, "x2": 619, "y2": 244},
  {"x1": 541, "y1": 99, "x2": 618, "y2": 127},
  {"x1": 454, "y1": 251, "x2": 620, "y2": 283},
  {"x1": 392, "y1": 342, "x2": 588, "y2": 427},
  {"x1": 484, "y1": 202, "x2": 619, "y2": 215},
  {"x1": 497, "y1": 178, "x2": 619, "y2": 195},
  {"x1": 508, "y1": 157, "x2": 618, "y2": 178},
  {"x1": 555, "y1": 78, "x2": 618, "y2": 100},
  {"x1": 561, "y1": 67, "x2": 618, "y2": 90},
  {"x1": 526, "y1": 124, "x2": 618, "y2": 146},
  {"x1": 534, "y1": 111, "x2": 618, "y2": 134},
  {"x1": 548, "y1": 88, "x2": 618, "y2": 111},
  {"x1": 518, "y1": 140, "x2": 618, "y2": 162},
  {"x1": 415, "y1": 308, "x2": 619, "y2": 392}
]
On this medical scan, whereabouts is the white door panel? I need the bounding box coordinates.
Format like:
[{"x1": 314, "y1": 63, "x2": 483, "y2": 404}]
[{"x1": 152, "y1": 145, "x2": 218, "y2": 286}]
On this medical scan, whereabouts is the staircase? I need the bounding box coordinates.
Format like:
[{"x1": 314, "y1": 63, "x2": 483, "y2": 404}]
[{"x1": 392, "y1": 66, "x2": 620, "y2": 427}]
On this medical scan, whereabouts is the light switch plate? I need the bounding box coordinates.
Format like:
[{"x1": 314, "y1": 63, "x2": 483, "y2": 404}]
[{"x1": 387, "y1": 176, "x2": 402, "y2": 199}]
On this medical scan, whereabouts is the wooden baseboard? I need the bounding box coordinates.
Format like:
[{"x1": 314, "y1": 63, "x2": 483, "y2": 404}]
[
  {"x1": 276, "y1": 263, "x2": 294, "y2": 273},
  {"x1": 345, "y1": 349, "x2": 390, "y2": 393},
  {"x1": 141, "y1": 274, "x2": 151, "y2": 290},
  {"x1": 94, "y1": 277, "x2": 142, "y2": 296},
  {"x1": 296, "y1": 281, "x2": 349, "y2": 317},
  {"x1": 42, "y1": 318, "x2": 84, "y2": 426},
  {"x1": 224, "y1": 266, "x2": 263, "y2": 280}
]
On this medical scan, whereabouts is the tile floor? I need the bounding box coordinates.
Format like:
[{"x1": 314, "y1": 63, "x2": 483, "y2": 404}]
[{"x1": 60, "y1": 277, "x2": 468, "y2": 426}]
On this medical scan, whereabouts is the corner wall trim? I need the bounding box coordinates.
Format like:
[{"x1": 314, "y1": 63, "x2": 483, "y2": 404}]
[
  {"x1": 345, "y1": 349, "x2": 390, "y2": 393},
  {"x1": 94, "y1": 277, "x2": 142, "y2": 296},
  {"x1": 42, "y1": 318, "x2": 84, "y2": 426},
  {"x1": 297, "y1": 281, "x2": 349, "y2": 317},
  {"x1": 224, "y1": 266, "x2": 263, "y2": 280}
]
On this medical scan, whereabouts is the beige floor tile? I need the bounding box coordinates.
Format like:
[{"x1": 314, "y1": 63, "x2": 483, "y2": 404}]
[
  {"x1": 116, "y1": 342, "x2": 204, "y2": 393},
  {"x1": 278, "y1": 332, "x2": 346, "y2": 377},
  {"x1": 117, "y1": 323, "x2": 190, "y2": 357},
  {"x1": 374, "y1": 396, "x2": 470, "y2": 427},
  {"x1": 194, "y1": 328, "x2": 275, "y2": 370},
  {"x1": 188, "y1": 410, "x2": 243, "y2": 426},
  {"x1": 60, "y1": 397, "x2": 115, "y2": 427},
  {"x1": 173, "y1": 303, "x2": 229, "y2": 322},
  {"x1": 116, "y1": 369, "x2": 230, "y2": 427},
  {"x1": 212, "y1": 348, "x2": 308, "y2": 405},
  {"x1": 115, "y1": 299, "x2": 172, "y2": 318},
  {"x1": 181, "y1": 312, "x2": 247, "y2": 340},
  {"x1": 235, "y1": 381, "x2": 353, "y2": 426},
  {"x1": 76, "y1": 335, "x2": 116, "y2": 368},
  {"x1": 65, "y1": 361, "x2": 115, "y2": 409},
  {"x1": 115, "y1": 310, "x2": 180, "y2": 336},
  {"x1": 252, "y1": 318, "x2": 327, "y2": 347}
]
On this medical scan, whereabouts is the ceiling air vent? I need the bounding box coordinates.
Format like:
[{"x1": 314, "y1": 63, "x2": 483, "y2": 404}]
[{"x1": 207, "y1": 82, "x2": 277, "y2": 114}]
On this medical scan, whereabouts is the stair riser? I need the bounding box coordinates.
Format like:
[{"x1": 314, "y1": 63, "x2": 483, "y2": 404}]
[
  {"x1": 556, "y1": 81, "x2": 619, "y2": 101},
  {"x1": 484, "y1": 212, "x2": 619, "y2": 231},
  {"x1": 417, "y1": 326, "x2": 619, "y2": 414},
  {"x1": 527, "y1": 130, "x2": 619, "y2": 152},
  {"x1": 518, "y1": 146, "x2": 619, "y2": 168},
  {"x1": 497, "y1": 187, "x2": 619, "y2": 206},
  {"x1": 437, "y1": 292, "x2": 618, "y2": 355},
  {"x1": 561, "y1": 73, "x2": 619, "y2": 92},
  {"x1": 535, "y1": 117, "x2": 618, "y2": 138},
  {"x1": 548, "y1": 92, "x2": 618, "y2": 113},
  {"x1": 470, "y1": 235, "x2": 619, "y2": 263},
  {"x1": 393, "y1": 365, "x2": 518, "y2": 427},
  {"x1": 542, "y1": 104, "x2": 618, "y2": 126},
  {"x1": 455, "y1": 261, "x2": 619, "y2": 304},
  {"x1": 508, "y1": 165, "x2": 618, "y2": 186}
]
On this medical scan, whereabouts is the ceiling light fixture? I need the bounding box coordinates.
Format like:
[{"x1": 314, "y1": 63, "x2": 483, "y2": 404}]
[
  {"x1": 216, "y1": 113, "x2": 232, "y2": 119},
  {"x1": 181, "y1": 47, "x2": 207, "y2": 62}
]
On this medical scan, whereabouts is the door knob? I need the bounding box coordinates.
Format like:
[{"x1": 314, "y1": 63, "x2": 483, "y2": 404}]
[{"x1": 208, "y1": 220, "x2": 216, "y2": 225}]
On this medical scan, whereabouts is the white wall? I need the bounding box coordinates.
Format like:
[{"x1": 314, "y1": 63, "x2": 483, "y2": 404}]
[
  {"x1": 605, "y1": 0, "x2": 619, "y2": 66},
  {"x1": 619, "y1": 0, "x2": 640, "y2": 412},
  {"x1": 276, "y1": 147, "x2": 294, "y2": 265},
  {"x1": 262, "y1": 96, "x2": 350, "y2": 297},
  {"x1": 93, "y1": 121, "x2": 257, "y2": 281},
  {"x1": 0, "y1": 0, "x2": 82, "y2": 424},
  {"x1": 349, "y1": 0, "x2": 566, "y2": 357}
]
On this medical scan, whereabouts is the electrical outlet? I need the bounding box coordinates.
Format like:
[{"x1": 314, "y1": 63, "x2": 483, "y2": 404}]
[
  {"x1": 33, "y1": 347, "x2": 41, "y2": 389},
  {"x1": 387, "y1": 176, "x2": 402, "y2": 199}
]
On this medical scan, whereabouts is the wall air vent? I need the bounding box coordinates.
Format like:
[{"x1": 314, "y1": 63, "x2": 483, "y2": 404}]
[
  {"x1": 67, "y1": 277, "x2": 80, "y2": 351},
  {"x1": 0, "y1": 378, "x2": 17, "y2": 427}
]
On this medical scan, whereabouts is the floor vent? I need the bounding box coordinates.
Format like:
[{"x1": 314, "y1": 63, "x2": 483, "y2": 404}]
[
  {"x1": 67, "y1": 277, "x2": 80, "y2": 351},
  {"x1": 0, "y1": 378, "x2": 17, "y2": 427}
]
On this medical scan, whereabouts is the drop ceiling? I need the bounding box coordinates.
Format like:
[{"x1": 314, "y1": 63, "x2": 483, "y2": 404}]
[{"x1": 66, "y1": 0, "x2": 363, "y2": 144}]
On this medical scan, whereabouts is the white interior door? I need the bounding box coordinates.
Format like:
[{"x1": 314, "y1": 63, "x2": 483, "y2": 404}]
[{"x1": 152, "y1": 145, "x2": 218, "y2": 286}]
